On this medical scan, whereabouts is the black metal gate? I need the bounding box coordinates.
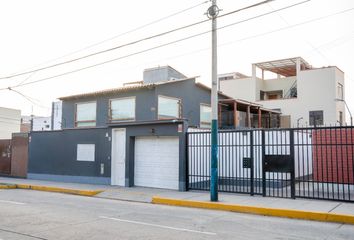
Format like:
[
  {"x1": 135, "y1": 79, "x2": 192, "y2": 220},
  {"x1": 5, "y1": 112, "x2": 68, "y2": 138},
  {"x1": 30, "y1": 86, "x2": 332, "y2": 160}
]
[{"x1": 187, "y1": 126, "x2": 354, "y2": 202}]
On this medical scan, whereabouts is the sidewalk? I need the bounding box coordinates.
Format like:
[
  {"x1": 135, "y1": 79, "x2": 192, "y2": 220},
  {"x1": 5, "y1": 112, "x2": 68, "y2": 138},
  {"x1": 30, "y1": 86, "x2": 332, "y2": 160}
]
[{"x1": 1, "y1": 177, "x2": 353, "y2": 224}]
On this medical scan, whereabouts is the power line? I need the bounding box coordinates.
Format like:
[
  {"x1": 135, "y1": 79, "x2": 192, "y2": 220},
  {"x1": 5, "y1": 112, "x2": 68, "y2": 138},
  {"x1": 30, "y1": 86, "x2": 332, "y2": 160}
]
[
  {"x1": 0, "y1": 0, "x2": 276, "y2": 80},
  {"x1": 7, "y1": 88, "x2": 51, "y2": 109},
  {"x1": 15, "y1": 71, "x2": 37, "y2": 87},
  {"x1": 6, "y1": 0, "x2": 210, "y2": 77},
  {"x1": 0, "y1": 0, "x2": 308, "y2": 90},
  {"x1": 218, "y1": 6, "x2": 354, "y2": 50},
  {"x1": 266, "y1": 2, "x2": 333, "y2": 65},
  {"x1": 101, "y1": 7, "x2": 354, "y2": 78}
]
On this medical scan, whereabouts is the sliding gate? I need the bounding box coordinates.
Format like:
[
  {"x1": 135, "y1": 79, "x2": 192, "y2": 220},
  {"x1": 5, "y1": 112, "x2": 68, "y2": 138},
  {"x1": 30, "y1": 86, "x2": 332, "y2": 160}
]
[{"x1": 187, "y1": 127, "x2": 354, "y2": 202}]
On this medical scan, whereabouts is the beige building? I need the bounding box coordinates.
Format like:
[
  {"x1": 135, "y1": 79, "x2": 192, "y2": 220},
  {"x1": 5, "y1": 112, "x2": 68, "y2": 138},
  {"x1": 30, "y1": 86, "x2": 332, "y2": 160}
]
[
  {"x1": 0, "y1": 107, "x2": 21, "y2": 139},
  {"x1": 219, "y1": 57, "x2": 346, "y2": 127}
]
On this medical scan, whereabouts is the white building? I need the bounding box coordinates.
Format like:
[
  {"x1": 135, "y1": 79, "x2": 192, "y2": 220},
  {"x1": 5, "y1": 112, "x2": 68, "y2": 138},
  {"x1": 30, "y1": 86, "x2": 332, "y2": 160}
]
[
  {"x1": 219, "y1": 57, "x2": 346, "y2": 127},
  {"x1": 0, "y1": 107, "x2": 21, "y2": 139},
  {"x1": 32, "y1": 116, "x2": 51, "y2": 131}
]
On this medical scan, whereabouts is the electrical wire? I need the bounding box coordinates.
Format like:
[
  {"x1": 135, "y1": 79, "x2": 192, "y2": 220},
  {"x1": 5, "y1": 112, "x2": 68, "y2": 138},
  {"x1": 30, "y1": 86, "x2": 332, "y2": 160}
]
[
  {"x1": 266, "y1": 2, "x2": 333, "y2": 65},
  {"x1": 6, "y1": 0, "x2": 210, "y2": 77},
  {"x1": 0, "y1": 0, "x2": 276, "y2": 80},
  {"x1": 0, "y1": 0, "x2": 308, "y2": 90},
  {"x1": 100, "y1": 7, "x2": 354, "y2": 78},
  {"x1": 7, "y1": 88, "x2": 51, "y2": 109}
]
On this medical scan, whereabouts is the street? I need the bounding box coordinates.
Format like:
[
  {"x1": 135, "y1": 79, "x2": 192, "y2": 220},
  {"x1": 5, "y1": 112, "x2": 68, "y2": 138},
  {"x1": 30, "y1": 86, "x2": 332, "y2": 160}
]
[{"x1": 0, "y1": 189, "x2": 353, "y2": 240}]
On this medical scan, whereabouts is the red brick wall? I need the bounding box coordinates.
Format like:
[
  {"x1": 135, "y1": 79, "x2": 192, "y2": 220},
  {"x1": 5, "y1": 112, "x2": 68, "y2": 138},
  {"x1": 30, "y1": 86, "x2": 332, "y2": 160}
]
[{"x1": 313, "y1": 129, "x2": 354, "y2": 184}]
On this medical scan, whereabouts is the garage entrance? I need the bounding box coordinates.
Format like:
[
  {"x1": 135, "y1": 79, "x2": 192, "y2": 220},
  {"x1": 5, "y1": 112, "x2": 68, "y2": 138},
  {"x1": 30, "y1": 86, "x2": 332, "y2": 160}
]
[{"x1": 134, "y1": 136, "x2": 179, "y2": 190}]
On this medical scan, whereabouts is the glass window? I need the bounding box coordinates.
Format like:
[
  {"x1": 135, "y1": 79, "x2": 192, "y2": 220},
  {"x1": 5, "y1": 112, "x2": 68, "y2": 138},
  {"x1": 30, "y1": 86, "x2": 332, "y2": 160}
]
[
  {"x1": 158, "y1": 96, "x2": 181, "y2": 119},
  {"x1": 200, "y1": 104, "x2": 211, "y2": 128},
  {"x1": 110, "y1": 97, "x2": 135, "y2": 121},
  {"x1": 309, "y1": 110, "x2": 324, "y2": 126},
  {"x1": 76, "y1": 102, "x2": 96, "y2": 127}
]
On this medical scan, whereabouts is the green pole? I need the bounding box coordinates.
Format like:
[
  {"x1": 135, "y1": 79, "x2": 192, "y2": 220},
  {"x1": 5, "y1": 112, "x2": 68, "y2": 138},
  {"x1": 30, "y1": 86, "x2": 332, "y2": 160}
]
[{"x1": 208, "y1": 0, "x2": 219, "y2": 202}]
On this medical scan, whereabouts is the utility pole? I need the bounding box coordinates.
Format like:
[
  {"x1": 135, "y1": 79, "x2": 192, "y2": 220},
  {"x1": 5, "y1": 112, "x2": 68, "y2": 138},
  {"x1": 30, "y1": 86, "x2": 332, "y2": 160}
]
[{"x1": 207, "y1": 0, "x2": 219, "y2": 202}]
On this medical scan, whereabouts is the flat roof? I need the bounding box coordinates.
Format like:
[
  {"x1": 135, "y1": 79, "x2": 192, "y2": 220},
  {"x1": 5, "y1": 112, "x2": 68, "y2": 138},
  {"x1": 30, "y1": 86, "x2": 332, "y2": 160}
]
[{"x1": 254, "y1": 57, "x2": 312, "y2": 77}]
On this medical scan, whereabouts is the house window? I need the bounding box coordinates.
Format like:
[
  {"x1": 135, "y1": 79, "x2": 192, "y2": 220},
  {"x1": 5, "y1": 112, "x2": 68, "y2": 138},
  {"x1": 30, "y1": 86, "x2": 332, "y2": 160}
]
[
  {"x1": 337, "y1": 83, "x2": 344, "y2": 100},
  {"x1": 110, "y1": 97, "x2": 135, "y2": 121},
  {"x1": 309, "y1": 110, "x2": 324, "y2": 126},
  {"x1": 75, "y1": 102, "x2": 96, "y2": 127},
  {"x1": 200, "y1": 104, "x2": 211, "y2": 128},
  {"x1": 77, "y1": 144, "x2": 95, "y2": 162},
  {"x1": 158, "y1": 95, "x2": 181, "y2": 119}
]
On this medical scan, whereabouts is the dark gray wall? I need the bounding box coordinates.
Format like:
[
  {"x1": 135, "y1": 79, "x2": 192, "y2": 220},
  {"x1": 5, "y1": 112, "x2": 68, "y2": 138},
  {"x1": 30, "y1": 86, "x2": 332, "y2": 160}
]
[
  {"x1": 155, "y1": 80, "x2": 211, "y2": 127},
  {"x1": 28, "y1": 128, "x2": 111, "y2": 178},
  {"x1": 62, "y1": 88, "x2": 156, "y2": 128},
  {"x1": 28, "y1": 121, "x2": 188, "y2": 190},
  {"x1": 62, "y1": 79, "x2": 212, "y2": 129}
]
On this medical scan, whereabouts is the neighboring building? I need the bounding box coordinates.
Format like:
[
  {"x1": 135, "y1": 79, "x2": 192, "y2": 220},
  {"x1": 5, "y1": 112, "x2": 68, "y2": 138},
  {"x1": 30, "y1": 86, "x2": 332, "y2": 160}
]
[
  {"x1": 28, "y1": 66, "x2": 279, "y2": 189},
  {"x1": 22, "y1": 115, "x2": 52, "y2": 132},
  {"x1": 20, "y1": 101, "x2": 62, "y2": 133},
  {"x1": 219, "y1": 57, "x2": 346, "y2": 127},
  {"x1": 20, "y1": 116, "x2": 31, "y2": 133},
  {"x1": 32, "y1": 116, "x2": 51, "y2": 131},
  {"x1": 0, "y1": 107, "x2": 21, "y2": 139}
]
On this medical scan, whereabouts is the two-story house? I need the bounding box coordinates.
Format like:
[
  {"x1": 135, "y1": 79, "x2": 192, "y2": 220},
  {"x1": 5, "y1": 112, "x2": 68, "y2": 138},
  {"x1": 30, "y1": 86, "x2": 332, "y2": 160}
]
[
  {"x1": 28, "y1": 66, "x2": 279, "y2": 190},
  {"x1": 28, "y1": 66, "x2": 221, "y2": 190},
  {"x1": 219, "y1": 57, "x2": 346, "y2": 127}
]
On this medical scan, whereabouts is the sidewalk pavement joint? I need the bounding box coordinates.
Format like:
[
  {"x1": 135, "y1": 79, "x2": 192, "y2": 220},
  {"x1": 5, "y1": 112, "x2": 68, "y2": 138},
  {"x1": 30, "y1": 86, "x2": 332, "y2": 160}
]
[{"x1": 152, "y1": 196, "x2": 354, "y2": 225}]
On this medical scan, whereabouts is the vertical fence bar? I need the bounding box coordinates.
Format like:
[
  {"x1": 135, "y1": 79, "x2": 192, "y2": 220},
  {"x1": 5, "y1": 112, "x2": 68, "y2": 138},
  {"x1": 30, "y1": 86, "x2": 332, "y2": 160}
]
[
  {"x1": 262, "y1": 129, "x2": 266, "y2": 197},
  {"x1": 186, "y1": 132, "x2": 189, "y2": 191},
  {"x1": 250, "y1": 131, "x2": 254, "y2": 196},
  {"x1": 290, "y1": 129, "x2": 296, "y2": 199}
]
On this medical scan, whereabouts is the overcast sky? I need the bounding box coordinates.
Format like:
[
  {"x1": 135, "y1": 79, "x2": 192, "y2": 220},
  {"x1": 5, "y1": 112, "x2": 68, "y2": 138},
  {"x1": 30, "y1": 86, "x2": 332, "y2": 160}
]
[{"x1": 0, "y1": 0, "x2": 353, "y2": 122}]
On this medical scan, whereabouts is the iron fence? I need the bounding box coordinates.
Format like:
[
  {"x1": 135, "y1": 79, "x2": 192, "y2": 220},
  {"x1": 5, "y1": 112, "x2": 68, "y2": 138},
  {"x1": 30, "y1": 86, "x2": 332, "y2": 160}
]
[{"x1": 187, "y1": 126, "x2": 354, "y2": 202}]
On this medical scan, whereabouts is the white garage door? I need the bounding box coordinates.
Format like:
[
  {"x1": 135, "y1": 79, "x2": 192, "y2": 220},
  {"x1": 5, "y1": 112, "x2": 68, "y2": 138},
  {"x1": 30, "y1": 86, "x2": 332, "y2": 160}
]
[{"x1": 134, "y1": 136, "x2": 179, "y2": 190}]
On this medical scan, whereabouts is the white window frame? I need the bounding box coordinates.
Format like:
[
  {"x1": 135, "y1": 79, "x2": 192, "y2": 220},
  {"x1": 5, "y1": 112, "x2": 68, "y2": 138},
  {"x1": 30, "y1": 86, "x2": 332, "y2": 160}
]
[
  {"x1": 157, "y1": 95, "x2": 182, "y2": 119},
  {"x1": 76, "y1": 144, "x2": 95, "y2": 162},
  {"x1": 109, "y1": 97, "x2": 136, "y2": 121},
  {"x1": 75, "y1": 101, "x2": 97, "y2": 128},
  {"x1": 200, "y1": 103, "x2": 212, "y2": 128}
]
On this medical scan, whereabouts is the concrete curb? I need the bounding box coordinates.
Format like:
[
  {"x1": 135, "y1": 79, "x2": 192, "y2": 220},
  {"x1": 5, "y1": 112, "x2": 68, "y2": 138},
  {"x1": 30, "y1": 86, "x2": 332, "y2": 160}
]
[
  {"x1": 0, "y1": 183, "x2": 102, "y2": 196},
  {"x1": 0, "y1": 184, "x2": 17, "y2": 189},
  {"x1": 152, "y1": 196, "x2": 354, "y2": 225}
]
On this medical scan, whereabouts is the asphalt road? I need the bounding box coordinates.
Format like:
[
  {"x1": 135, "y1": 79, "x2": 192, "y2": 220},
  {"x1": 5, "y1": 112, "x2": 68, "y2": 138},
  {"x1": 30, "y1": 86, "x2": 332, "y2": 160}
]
[{"x1": 0, "y1": 189, "x2": 353, "y2": 240}]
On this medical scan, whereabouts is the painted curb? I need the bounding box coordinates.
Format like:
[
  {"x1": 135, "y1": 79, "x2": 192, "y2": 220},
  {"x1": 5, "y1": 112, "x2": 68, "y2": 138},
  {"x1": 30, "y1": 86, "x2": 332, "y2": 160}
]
[
  {"x1": 0, "y1": 183, "x2": 102, "y2": 196},
  {"x1": 152, "y1": 196, "x2": 354, "y2": 225},
  {"x1": 0, "y1": 184, "x2": 17, "y2": 189}
]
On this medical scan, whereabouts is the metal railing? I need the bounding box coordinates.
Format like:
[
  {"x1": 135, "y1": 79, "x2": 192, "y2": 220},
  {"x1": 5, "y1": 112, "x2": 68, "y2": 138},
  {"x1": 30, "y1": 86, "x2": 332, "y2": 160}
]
[{"x1": 187, "y1": 126, "x2": 354, "y2": 202}]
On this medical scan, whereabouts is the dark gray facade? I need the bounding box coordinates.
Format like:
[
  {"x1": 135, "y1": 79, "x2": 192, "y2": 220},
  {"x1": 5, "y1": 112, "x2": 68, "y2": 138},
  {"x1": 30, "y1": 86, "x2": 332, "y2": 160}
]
[
  {"x1": 62, "y1": 78, "x2": 212, "y2": 129},
  {"x1": 28, "y1": 121, "x2": 188, "y2": 189},
  {"x1": 28, "y1": 77, "x2": 217, "y2": 189},
  {"x1": 28, "y1": 127, "x2": 111, "y2": 184}
]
